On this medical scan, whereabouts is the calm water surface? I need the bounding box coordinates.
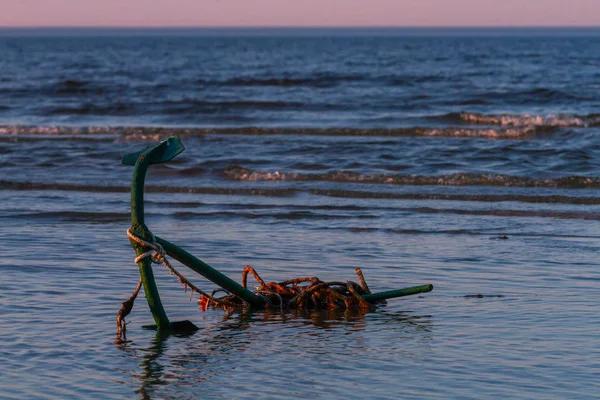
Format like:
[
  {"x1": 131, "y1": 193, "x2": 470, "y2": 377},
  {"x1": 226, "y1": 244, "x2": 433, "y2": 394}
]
[{"x1": 1, "y1": 28, "x2": 599, "y2": 399}]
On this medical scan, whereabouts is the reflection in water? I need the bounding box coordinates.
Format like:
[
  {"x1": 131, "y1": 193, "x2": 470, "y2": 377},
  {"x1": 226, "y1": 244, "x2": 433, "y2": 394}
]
[
  {"x1": 117, "y1": 329, "x2": 200, "y2": 400},
  {"x1": 136, "y1": 333, "x2": 168, "y2": 400},
  {"x1": 117, "y1": 308, "x2": 433, "y2": 399},
  {"x1": 219, "y1": 307, "x2": 372, "y2": 329}
]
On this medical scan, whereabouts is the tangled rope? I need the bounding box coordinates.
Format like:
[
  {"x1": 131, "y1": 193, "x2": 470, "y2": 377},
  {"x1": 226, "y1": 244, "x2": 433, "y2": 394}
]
[
  {"x1": 203, "y1": 265, "x2": 384, "y2": 312},
  {"x1": 126, "y1": 228, "x2": 223, "y2": 304},
  {"x1": 115, "y1": 278, "x2": 142, "y2": 344},
  {"x1": 116, "y1": 229, "x2": 227, "y2": 342}
]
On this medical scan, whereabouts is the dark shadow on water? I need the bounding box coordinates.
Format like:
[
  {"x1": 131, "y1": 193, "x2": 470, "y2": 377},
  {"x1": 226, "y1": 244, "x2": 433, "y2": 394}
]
[
  {"x1": 216, "y1": 306, "x2": 375, "y2": 329},
  {"x1": 116, "y1": 308, "x2": 433, "y2": 399}
]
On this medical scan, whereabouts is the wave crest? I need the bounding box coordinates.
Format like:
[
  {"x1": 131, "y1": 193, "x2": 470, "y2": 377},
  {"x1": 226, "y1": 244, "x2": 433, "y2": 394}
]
[
  {"x1": 450, "y1": 112, "x2": 600, "y2": 128},
  {"x1": 0, "y1": 124, "x2": 549, "y2": 140},
  {"x1": 224, "y1": 166, "x2": 600, "y2": 189}
]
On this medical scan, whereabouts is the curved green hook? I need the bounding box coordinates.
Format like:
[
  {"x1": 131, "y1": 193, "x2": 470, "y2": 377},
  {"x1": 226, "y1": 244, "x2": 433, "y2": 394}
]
[{"x1": 123, "y1": 136, "x2": 188, "y2": 331}]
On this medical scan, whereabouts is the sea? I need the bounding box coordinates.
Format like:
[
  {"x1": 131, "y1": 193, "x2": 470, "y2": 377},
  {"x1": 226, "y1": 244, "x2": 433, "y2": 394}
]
[{"x1": 1, "y1": 27, "x2": 599, "y2": 399}]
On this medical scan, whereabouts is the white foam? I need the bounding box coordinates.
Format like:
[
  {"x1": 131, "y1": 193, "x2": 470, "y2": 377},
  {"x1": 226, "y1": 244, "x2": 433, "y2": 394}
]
[{"x1": 459, "y1": 112, "x2": 599, "y2": 128}]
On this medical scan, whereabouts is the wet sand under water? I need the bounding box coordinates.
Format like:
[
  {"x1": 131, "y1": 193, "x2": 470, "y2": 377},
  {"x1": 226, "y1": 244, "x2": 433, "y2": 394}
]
[{"x1": 1, "y1": 185, "x2": 599, "y2": 399}]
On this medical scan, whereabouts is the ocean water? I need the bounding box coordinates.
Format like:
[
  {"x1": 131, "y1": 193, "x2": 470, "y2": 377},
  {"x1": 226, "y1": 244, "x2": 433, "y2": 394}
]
[{"x1": 1, "y1": 28, "x2": 600, "y2": 399}]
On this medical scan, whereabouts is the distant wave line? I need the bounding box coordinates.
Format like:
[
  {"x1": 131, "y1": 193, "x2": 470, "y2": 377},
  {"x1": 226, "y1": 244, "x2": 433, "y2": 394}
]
[
  {"x1": 0, "y1": 124, "x2": 558, "y2": 140},
  {"x1": 445, "y1": 111, "x2": 600, "y2": 128},
  {"x1": 4, "y1": 180, "x2": 600, "y2": 203},
  {"x1": 324, "y1": 226, "x2": 600, "y2": 239},
  {"x1": 225, "y1": 166, "x2": 600, "y2": 189},
  {"x1": 5, "y1": 207, "x2": 600, "y2": 223}
]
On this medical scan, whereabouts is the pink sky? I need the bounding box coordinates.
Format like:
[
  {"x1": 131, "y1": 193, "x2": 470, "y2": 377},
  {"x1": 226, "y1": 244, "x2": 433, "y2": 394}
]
[{"x1": 1, "y1": 0, "x2": 599, "y2": 27}]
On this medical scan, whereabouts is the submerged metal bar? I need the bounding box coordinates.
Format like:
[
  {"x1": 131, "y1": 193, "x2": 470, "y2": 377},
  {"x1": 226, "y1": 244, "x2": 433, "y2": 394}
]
[
  {"x1": 155, "y1": 236, "x2": 267, "y2": 308},
  {"x1": 158, "y1": 233, "x2": 430, "y2": 307},
  {"x1": 361, "y1": 284, "x2": 433, "y2": 302}
]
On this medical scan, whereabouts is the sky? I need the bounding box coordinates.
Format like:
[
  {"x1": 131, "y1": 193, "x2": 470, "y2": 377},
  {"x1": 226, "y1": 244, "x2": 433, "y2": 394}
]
[{"x1": 1, "y1": 0, "x2": 599, "y2": 27}]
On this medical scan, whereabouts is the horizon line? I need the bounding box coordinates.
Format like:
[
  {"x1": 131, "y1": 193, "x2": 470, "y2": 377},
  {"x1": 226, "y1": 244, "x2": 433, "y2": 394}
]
[{"x1": 1, "y1": 25, "x2": 600, "y2": 29}]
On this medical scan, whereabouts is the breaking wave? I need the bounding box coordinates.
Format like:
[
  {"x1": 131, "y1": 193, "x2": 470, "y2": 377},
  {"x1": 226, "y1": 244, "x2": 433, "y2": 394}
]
[
  {"x1": 447, "y1": 112, "x2": 600, "y2": 128},
  {"x1": 0, "y1": 124, "x2": 553, "y2": 140},
  {"x1": 224, "y1": 166, "x2": 600, "y2": 189}
]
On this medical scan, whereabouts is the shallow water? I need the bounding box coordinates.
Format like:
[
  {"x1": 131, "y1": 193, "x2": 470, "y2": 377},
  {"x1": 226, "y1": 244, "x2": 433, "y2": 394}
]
[{"x1": 1, "y1": 28, "x2": 600, "y2": 399}]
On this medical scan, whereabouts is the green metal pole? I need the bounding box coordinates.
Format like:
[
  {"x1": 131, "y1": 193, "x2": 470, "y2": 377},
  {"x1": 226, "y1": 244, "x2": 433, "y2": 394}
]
[
  {"x1": 129, "y1": 155, "x2": 171, "y2": 329},
  {"x1": 155, "y1": 236, "x2": 267, "y2": 308},
  {"x1": 123, "y1": 136, "x2": 193, "y2": 331},
  {"x1": 361, "y1": 284, "x2": 433, "y2": 302},
  {"x1": 158, "y1": 234, "x2": 430, "y2": 307}
]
